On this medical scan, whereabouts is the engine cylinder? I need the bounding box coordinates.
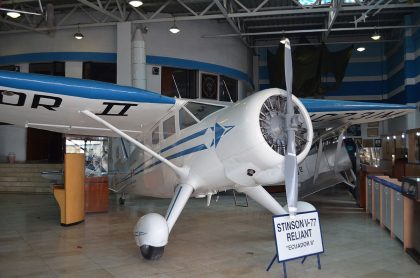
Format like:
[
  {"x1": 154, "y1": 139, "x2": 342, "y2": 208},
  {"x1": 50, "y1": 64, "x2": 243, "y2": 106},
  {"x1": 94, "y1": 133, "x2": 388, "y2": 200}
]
[{"x1": 259, "y1": 93, "x2": 312, "y2": 157}]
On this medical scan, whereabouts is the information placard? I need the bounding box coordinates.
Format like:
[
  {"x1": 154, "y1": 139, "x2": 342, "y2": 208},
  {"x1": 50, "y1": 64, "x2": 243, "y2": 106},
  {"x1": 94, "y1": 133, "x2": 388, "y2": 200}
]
[{"x1": 273, "y1": 210, "x2": 324, "y2": 262}]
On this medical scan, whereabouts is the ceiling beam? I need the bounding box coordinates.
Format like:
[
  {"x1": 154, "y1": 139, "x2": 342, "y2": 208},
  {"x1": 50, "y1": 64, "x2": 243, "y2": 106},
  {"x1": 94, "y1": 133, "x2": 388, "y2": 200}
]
[
  {"x1": 214, "y1": 0, "x2": 249, "y2": 47},
  {"x1": 177, "y1": 0, "x2": 198, "y2": 16},
  {"x1": 149, "y1": 0, "x2": 172, "y2": 20},
  {"x1": 0, "y1": 15, "x2": 42, "y2": 33},
  {"x1": 76, "y1": 0, "x2": 123, "y2": 22},
  {"x1": 323, "y1": 0, "x2": 342, "y2": 41},
  {"x1": 202, "y1": 24, "x2": 420, "y2": 38}
]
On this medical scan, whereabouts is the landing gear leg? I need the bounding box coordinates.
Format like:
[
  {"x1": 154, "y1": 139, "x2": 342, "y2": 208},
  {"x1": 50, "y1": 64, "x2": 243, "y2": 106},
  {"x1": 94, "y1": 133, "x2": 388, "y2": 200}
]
[
  {"x1": 165, "y1": 184, "x2": 194, "y2": 233},
  {"x1": 238, "y1": 185, "x2": 287, "y2": 215}
]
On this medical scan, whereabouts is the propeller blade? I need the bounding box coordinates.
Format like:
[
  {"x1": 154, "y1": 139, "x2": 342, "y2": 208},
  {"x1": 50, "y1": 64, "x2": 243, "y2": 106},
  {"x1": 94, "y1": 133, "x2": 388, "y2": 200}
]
[
  {"x1": 283, "y1": 38, "x2": 298, "y2": 217},
  {"x1": 284, "y1": 40, "x2": 293, "y2": 96}
]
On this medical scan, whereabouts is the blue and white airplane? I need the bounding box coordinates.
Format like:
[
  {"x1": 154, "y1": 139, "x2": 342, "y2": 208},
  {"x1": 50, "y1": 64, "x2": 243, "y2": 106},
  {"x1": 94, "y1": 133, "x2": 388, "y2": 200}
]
[{"x1": 0, "y1": 41, "x2": 414, "y2": 260}]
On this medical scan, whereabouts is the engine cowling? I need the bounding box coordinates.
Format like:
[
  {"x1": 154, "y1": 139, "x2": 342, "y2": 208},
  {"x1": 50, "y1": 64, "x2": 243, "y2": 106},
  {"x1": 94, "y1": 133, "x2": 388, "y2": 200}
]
[{"x1": 214, "y1": 88, "x2": 313, "y2": 186}]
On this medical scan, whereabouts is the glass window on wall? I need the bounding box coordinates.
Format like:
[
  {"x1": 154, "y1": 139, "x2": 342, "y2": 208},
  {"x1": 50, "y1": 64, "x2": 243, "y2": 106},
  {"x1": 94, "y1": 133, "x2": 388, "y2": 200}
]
[
  {"x1": 162, "y1": 67, "x2": 197, "y2": 99},
  {"x1": 65, "y1": 136, "x2": 109, "y2": 177},
  {"x1": 219, "y1": 75, "x2": 238, "y2": 102},
  {"x1": 29, "y1": 62, "x2": 65, "y2": 76},
  {"x1": 83, "y1": 62, "x2": 117, "y2": 83},
  {"x1": 201, "y1": 73, "x2": 218, "y2": 100},
  {"x1": 0, "y1": 65, "x2": 20, "y2": 72}
]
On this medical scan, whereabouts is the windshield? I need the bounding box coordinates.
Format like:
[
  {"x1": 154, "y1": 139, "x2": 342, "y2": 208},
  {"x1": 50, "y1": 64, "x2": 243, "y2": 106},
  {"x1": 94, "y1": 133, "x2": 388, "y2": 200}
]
[{"x1": 184, "y1": 102, "x2": 225, "y2": 121}]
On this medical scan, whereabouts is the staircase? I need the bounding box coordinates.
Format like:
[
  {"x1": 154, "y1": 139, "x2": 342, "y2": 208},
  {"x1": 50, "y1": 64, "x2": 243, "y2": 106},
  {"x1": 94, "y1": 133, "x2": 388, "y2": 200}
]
[{"x1": 0, "y1": 163, "x2": 63, "y2": 193}]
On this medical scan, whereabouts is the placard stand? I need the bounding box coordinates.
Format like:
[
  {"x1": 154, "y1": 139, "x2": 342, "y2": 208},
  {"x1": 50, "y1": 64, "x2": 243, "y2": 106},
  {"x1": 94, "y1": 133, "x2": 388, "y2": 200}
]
[
  {"x1": 266, "y1": 253, "x2": 321, "y2": 278},
  {"x1": 268, "y1": 210, "x2": 324, "y2": 277}
]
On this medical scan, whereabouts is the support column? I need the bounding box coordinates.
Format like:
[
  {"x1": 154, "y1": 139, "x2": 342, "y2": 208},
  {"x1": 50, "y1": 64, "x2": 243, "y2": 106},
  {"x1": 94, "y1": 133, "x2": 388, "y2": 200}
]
[
  {"x1": 117, "y1": 22, "x2": 132, "y2": 86},
  {"x1": 132, "y1": 28, "x2": 146, "y2": 89}
]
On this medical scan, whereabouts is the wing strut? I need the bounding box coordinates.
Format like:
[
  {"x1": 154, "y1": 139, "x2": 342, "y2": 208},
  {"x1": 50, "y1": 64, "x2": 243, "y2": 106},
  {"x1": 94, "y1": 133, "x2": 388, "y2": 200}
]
[
  {"x1": 313, "y1": 139, "x2": 323, "y2": 185},
  {"x1": 81, "y1": 110, "x2": 189, "y2": 180},
  {"x1": 334, "y1": 131, "x2": 345, "y2": 176}
]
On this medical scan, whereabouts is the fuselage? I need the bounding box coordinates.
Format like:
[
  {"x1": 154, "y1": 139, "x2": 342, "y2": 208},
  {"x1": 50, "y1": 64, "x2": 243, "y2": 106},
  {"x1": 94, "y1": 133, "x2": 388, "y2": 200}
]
[{"x1": 115, "y1": 89, "x2": 313, "y2": 198}]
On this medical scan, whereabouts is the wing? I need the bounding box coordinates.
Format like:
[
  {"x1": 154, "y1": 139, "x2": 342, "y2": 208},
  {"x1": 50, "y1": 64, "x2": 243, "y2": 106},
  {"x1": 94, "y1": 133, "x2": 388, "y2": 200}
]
[
  {"x1": 0, "y1": 70, "x2": 178, "y2": 137},
  {"x1": 301, "y1": 98, "x2": 416, "y2": 129}
]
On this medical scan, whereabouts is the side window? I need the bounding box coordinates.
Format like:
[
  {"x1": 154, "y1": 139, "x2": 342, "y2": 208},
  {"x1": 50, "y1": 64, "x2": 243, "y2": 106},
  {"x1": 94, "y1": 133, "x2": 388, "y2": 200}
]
[
  {"x1": 163, "y1": 116, "x2": 175, "y2": 139},
  {"x1": 179, "y1": 108, "x2": 197, "y2": 130},
  {"x1": 152, "y1": 126, "x2": 159, "y2": 145}
]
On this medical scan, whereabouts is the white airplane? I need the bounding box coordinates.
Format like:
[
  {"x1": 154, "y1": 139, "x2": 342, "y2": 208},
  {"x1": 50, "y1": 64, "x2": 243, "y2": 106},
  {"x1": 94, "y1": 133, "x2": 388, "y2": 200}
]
[{"x1": 0, "y1": 40, "x2": 414, "y2": 260}]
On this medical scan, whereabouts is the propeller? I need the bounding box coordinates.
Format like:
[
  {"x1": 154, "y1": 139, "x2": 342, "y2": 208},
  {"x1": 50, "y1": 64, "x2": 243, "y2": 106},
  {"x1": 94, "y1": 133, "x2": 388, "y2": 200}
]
[{"x1": 283, "y1": 38, "x2": 299, "y2": 218}]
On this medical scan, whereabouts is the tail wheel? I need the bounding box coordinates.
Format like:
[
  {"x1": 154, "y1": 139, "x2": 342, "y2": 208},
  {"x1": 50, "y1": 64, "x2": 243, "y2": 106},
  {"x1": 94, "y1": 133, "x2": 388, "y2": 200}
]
[{"x1": 140, "y1": 245, "x2": 165, "y2": 260}]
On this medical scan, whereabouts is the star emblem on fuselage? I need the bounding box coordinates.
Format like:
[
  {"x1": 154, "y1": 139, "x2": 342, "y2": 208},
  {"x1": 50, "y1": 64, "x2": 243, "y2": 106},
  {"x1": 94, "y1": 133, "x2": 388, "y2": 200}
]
[{"x1": 210, "y1": 123, "x2": 234, "y2": 148}]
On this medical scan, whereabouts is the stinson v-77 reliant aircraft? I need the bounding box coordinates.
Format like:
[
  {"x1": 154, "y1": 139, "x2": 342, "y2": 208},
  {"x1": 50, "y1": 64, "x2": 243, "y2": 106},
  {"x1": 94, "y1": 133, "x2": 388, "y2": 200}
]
[{"x1": 0, "y1": 40, "x2": 414, "y2": 260}]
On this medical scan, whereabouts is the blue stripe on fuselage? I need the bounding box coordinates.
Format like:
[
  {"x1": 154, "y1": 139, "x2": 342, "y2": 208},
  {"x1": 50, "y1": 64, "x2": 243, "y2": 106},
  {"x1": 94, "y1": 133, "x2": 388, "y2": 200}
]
[
  {"x1": 161, "y1": 128, "x2": 208, "y2": 153},
  {"x1": 0, "y1": 70, "x2": 175, "y2": 104},
  {"x1": 134, "y1": 144, "x2": 208, "y2": 175},
  {"x1": 132, "y1": 128, "x2": 208, "y2": 173}
]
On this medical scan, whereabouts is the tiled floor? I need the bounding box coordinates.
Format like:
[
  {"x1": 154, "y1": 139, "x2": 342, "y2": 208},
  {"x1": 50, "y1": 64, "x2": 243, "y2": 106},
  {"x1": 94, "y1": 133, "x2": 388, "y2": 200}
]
[{"x1": 0, "y1": 186, "x2": 418, "y2": 277}]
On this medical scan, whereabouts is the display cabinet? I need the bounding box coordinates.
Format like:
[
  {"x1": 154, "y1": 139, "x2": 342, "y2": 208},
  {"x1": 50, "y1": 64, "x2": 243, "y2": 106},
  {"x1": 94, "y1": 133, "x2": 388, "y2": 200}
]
[{"x1": 401, "y1": 177, "x2": 420, "y2": 202}]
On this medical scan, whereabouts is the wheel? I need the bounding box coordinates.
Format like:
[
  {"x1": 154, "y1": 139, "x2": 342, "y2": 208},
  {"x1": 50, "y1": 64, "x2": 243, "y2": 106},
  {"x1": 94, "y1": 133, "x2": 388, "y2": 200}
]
[
  {"x1": 119, "y1": 197, "x2": 125, "y2": 205},
  {"x1": 140, "y1": 245, "x2": 164, "y2": 260}
]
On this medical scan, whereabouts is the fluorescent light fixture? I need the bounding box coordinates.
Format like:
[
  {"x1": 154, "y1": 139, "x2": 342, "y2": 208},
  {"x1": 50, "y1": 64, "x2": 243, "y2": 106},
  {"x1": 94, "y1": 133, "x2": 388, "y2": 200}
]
[
  {"x1": 129, "y1": 1, "x2": 143, "y2": 8},
  {"x1": 357, "y1": 47, "x2": 365, "y2": 52},
  {"x1": 7, "y1": 11, "x2": 21, "y2": 18},
  {"x1": 371, "y1": 32, "x2": 381, "y2": 40},
  {"x1": 169, "y1": 20, "x2": 180, "y2": 34}
]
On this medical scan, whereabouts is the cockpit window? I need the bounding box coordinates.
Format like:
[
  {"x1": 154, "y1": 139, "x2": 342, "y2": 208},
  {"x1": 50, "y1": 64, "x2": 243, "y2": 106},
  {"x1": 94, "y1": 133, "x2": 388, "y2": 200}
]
[
  {"x1": 163, "y1": 116, "x2": 176, "y2": 139},
  {"x1": 184, "y1": 102, "x2": 224, "y2": 121},
  {"x1": 179, "y1": 108, "x2": 197, "y2": 130},
  {"x1": 152, "y1": 126, "x2": 159, "y2": 145}
]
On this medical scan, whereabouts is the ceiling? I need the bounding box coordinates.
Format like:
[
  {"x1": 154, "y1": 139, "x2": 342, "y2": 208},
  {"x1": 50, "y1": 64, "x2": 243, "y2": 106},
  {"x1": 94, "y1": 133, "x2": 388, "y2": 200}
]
[{"x1": 0, "y1": 0, "x2": 419, "y2": 48}]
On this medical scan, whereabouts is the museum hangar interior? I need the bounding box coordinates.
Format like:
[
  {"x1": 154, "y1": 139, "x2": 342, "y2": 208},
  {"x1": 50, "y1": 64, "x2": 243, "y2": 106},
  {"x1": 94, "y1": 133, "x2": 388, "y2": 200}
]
[{"x1": 0, "y1": 0, "x2": 419, "y2": 277}]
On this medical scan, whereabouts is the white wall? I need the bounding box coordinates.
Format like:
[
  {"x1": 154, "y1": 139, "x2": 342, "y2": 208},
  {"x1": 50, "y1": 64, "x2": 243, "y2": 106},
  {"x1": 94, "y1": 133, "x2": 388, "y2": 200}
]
[
  {"x1": 117, "y1": 22, "x2": 133, "y2": 86},
  {"x1": 0, "y1": 26, "x2": 116, "y2": 55},
  {"x1": 0, "y1": 20, "x2": 251, "y2": 80},
  {"x1": 146, "y1": 64, "x2": 161, "y2": 93},
  {"x1": 0, "y1": 126, "x2": 26, "y2": 162},
  {"x1": 143, "y1": 20, "x2": 250, "y2": 75}
]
